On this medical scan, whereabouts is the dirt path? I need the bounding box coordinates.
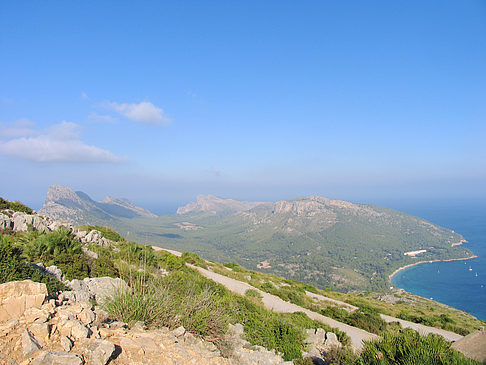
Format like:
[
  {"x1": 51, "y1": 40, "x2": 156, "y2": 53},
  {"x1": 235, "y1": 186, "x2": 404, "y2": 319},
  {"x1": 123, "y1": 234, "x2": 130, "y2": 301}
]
[
  {"x1": 153, "y1": 247, "x2": 463, "y2": 346},
  {"x1": 305, "y1": 291, "x2": 359, "y2": 312},
  {"x1": 187, "y1": 264, "x2": 378, "y2": 351},
  {"x1": 379, "y1": 314, "x2": 463, "y2": 341}
]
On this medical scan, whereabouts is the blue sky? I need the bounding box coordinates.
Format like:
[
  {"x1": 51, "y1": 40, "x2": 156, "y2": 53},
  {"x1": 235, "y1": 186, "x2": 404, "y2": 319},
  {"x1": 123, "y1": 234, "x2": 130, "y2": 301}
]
[{"x1": 1, "y1": 1, "x2": 485, "y2": 212}]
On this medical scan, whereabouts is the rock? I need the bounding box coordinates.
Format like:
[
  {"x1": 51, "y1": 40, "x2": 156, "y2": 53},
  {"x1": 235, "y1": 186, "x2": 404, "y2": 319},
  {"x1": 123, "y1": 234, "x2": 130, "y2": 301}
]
[
  {"x1": 82, "y1": 247, "x2": 98, "y2": 259},
  {"x1": 323, "y1": 332, "x2": 341, "y2": 351},
  {"x1": 225, "y1": 323, "x2": 284, "y2": 364},
  {"x1": 31, "y1": 351, "x2": 84, "y2": 365},
  {"x1": 78, "y1": 308, "x2": 96, "y2": 325},
  {"x1": 60, "y1": 336, "x2": 73, "y2": 352},
  {"x1": 68, "y1": 277, "x2": 127, "y2": 305},
  {"x1": 82, "y1": 339, "x2": 115, "y2": 365},
  {"x1": 172, "y1": 326, "x2": 186, "y2": 337},
  {"x1": 22, "y1": 330, "x2": 42, "y2": 357},
  {"x1": 0, "y1": 213, "x2": 13, "y2": 229},
  {"x1": 59, "y1": 319, "x2": 91, "y2": 340},
  {"x1": 28, "y1": 322, "x2": 50, "y2": 339},
  {"x1": 45, "y1": 265, "x2": 64, "y2": 281},
  {"x1": 0, "y1": 280, "x2": 47, "y2": 322}
]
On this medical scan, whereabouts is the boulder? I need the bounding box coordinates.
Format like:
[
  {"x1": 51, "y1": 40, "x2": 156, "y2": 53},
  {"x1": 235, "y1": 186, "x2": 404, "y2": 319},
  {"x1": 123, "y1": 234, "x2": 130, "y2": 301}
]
[
  {"x1": 0, "y1": 280, "x2": 47, "y2": 322},
  {"x1": 0, "y1": 213, "x2": 12, "y2": 229},
  {"x1": 68, "y1": 277, "x2": 127, "y2": 305},
  {"x1": 82, "y1": 339, "x2": 115, "y2": 365},
  {"x1": 31, "y1": 351, "x2": 84, "y2": 365},
  {"x1": 22, "y1": 330, "x2": 42, "y2": 357}
]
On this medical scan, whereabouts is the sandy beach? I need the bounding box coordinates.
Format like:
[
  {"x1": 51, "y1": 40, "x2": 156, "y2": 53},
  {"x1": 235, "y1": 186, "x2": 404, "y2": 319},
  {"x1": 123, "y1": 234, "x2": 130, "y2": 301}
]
[{"x1": 389, "y1": 255, "x2": 478, "y2": 280}]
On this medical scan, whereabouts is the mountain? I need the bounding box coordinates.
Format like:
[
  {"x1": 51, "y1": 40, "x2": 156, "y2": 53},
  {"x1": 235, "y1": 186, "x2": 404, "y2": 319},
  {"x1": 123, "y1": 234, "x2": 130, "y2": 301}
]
[
  {"x1": 39, "y1": 185, "x2": 157, "y2": 224},
  {"x1": 113, "y1": 195, "x2": 473, "y2": 292},
  {"x1": 176, "y1": 194, "x2": 268, "y2": 215},
  {"x1": 39, "y1": 190, "x2": 473, "y2": 292}
]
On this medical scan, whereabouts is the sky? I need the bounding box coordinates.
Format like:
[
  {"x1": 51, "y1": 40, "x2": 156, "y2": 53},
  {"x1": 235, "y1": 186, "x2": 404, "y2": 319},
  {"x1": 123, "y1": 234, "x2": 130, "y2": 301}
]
[{"x1": 1, "y1": 1, "x2": 485, "y2": 213}]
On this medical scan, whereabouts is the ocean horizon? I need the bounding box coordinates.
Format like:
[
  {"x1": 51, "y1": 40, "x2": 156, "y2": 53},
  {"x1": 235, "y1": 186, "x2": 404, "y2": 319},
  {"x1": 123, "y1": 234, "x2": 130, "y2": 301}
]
[{"x1": 389, "y1": 200, "x2": 486, "y2": 321}]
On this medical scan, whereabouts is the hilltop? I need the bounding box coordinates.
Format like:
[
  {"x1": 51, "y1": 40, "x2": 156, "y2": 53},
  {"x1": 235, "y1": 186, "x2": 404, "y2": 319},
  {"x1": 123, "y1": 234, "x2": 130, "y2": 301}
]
[
  {"x1": 39, "y1": 185, "x2": 157, "y2": 224},
  {"x1": 119, "y1": 194, "x2": 473, "y2": 292}
]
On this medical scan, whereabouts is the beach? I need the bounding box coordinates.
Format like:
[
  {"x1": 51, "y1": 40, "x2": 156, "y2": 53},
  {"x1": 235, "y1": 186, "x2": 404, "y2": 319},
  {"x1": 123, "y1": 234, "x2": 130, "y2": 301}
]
[{"x1": 389, "y1": 255, "x2": 478, "y2": 281}]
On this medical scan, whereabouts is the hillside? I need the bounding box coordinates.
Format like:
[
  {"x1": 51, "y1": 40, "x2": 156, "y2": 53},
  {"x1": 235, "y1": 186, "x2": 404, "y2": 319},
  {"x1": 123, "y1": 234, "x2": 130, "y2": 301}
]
[
  {"x1": 1, "y1": 197, "x2": 484, "y2": 364},
  {"x1": 37, "y1": 188, "x2": 474, "y2": 292},
  {"x1": 39, "y1": 185, "x2": 157, "y2": 224},
  {"x1": 114, "y1": 195, "x2": 473, "y2": 292}
]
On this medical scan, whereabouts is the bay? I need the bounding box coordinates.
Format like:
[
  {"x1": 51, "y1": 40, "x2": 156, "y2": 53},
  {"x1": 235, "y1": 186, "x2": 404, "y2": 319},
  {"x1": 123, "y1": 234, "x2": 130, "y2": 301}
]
[{"x1": 389, "y1": 199, "x2": 486, "y2": 321}]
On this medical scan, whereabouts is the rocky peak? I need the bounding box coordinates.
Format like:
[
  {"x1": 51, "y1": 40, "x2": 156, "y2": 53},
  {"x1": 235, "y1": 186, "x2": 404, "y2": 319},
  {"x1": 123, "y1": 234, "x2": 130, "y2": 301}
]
[{"x1": 177, "y1": 195, "x2": 265, "y2": 215}]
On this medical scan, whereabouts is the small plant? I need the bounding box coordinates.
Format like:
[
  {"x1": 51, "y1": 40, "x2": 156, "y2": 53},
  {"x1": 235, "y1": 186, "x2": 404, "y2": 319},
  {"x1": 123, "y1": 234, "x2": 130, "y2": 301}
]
[{"x1": 0, "y1": 197, "x2": 34, "y2": 214}]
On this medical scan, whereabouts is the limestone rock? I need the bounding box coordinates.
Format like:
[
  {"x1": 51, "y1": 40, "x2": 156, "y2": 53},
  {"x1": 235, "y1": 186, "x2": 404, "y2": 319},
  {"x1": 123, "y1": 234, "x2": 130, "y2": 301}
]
[
  {"x1": 22, "y1": 330, "x2": 42, "y2": 357},
  {"x1": 172, "y1": 326, "x2": 186, "y2": 337},
  {"x1": 82, "y1": 339, "x2": 115, "y2": 365},
  {"x1": 31, "y1": 351, "x2": 84, "y2": 365},
  {"x1": 68, "y1": 277, "x2": 127, "y2": 305},
  {"x1": 60, "y1": 336, "x2": 73, "y2": 352},
  {"x1": 0, "y1": 280, "x2": 47, "y2": 322},
  {"x1": 323, "y1": 332, "x2": 341, "y2": 351}
]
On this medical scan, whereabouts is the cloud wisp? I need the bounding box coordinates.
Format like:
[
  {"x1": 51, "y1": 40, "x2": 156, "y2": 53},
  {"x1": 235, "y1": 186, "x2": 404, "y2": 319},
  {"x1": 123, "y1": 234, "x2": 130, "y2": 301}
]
[
  {"x1": 0, "y1": 121, "x2": 123, "y2": 163},
  {"x1": 105, "y1": 101, "x2": 170, "y2": 125}
]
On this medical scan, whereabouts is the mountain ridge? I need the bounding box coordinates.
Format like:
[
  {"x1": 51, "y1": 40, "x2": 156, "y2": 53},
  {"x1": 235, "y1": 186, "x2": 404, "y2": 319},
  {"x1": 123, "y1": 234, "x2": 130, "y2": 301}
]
[{"x1": 39, "y1": 185, "x2": 157, "y2": 224}]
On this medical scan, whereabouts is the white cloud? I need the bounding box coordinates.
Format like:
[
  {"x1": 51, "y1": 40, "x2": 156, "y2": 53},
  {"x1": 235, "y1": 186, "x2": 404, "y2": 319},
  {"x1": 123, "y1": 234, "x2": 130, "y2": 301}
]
[
  {"x1": 81, "y1": 92, "x2": 88, "y2": 100},
  {"x1": 0, "y1": 121, "x2": 123, "y2": 163},
  {"x1": 88, "y1": 112, "x2": 118, "y2": 123},
  {"x1": 0, "y1": 118, "x2": 36, "y2": 138},
  {"x1": 105, "y1": 101, "x2": 169, "y2": 125}
]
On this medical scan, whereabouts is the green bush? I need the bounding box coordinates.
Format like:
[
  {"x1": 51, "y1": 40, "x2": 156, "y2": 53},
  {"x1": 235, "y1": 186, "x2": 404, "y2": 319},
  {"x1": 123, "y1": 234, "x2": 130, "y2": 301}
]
[
  {"x1": 117, "y1": 242, "x2": 158, "y2": 267},
  {"x1": 0, "y1": 235, "x2": 66, "y2": 295},
  {"x1": 23, "y1": 227, "x2": 81, "y2": 263},
  {"x1": 53, "y1": 252, "x2": 91, "y2": 280},
  {"x1": 181, "y1": 251, "x2": 208, "y2": 268},
  {"x1": 358, "y1": 329, "x2": 480, "y2": 365},
  {"x1": 0, "y1": 197, "x2": 33, "y2": 214},
  {"x1": 92, "y1": 256, "x2": 119, "y2": 278}
]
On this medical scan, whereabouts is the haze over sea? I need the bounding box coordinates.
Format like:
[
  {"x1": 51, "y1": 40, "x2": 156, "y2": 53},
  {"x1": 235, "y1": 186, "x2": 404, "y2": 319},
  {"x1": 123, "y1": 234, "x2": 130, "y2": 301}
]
[{"x1": 389, "y1": 199, "x2": 486, "y2": 321}]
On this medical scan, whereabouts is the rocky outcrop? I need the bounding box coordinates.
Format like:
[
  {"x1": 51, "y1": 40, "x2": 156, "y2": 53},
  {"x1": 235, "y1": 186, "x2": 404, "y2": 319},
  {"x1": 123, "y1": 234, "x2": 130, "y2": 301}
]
[
  {"x1": 303, "y1": 328, "x2": 342, "y2": 360},
  {"x1": 39, "y1": 185, "x2": 157, "y2": 225},
  {"x1": 0, "y1": 280, "x2": 48, "y2": 322},
  {"x1": 0, "y1": 280, "x2": 236, "y2": 365},
  {"x1": 224, "y1": 323, "x2": 285, "y2": 364},
  {"x1": 66, "y1": 277, "x2": 127, "y2": 305},
  {"x1": 177, "y1": 194, "x2": 267, "y2": 215}
]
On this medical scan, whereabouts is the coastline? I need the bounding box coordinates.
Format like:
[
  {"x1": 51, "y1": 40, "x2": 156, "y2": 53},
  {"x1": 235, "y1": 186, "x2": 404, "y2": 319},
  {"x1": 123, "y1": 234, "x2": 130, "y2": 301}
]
[{"x1": 389, "y1": 255, "x2": 478, "y2": 281}]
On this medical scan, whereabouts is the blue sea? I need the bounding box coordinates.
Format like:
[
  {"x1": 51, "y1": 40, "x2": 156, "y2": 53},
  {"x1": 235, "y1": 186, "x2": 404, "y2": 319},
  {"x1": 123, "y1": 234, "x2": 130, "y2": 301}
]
[{"x1": 388, "y1": 199, "x2": 486, "y2": 321}]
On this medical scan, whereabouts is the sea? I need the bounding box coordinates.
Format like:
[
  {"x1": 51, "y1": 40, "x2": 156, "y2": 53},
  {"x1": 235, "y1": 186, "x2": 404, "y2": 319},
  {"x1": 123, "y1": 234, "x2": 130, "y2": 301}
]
[{"x1": 388, "y1": 199, "x2": 486, "y2": 321}]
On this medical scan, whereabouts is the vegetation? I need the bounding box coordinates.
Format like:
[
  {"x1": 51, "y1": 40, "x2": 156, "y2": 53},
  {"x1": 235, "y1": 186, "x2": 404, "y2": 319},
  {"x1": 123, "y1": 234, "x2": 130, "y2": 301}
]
[
  {"x1": 205, "y1": 260, "x2": 485, "y2": 336},
  {"x1": 0, "y1": 197, "x2": 34, "y2": 214},
  {"x1": 357, "y1": 329, "x2": 480, "y2": 365},
  {"x1": 77, "y1": 225, "x2": 126, "y2": 242},
  {"x1": 107, "y1": 199, "x2": 472, "y2": 292},
  {"x1": 0, "y1": 235, "x2": 66, "y2": 295},
  {"x1": 0, "y1": 198, "x2": 482, "y2": 363}
]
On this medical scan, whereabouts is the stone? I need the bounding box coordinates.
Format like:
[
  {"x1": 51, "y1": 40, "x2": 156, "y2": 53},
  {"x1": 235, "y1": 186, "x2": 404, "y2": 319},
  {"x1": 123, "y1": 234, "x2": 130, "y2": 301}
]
[
  {"x1": 0, "y1": 280, "x2": 47, "y2": 322},
  {"x1": 68, "y1": 277, "x2": 127, "y2": 305},
  {"x1": 78, "y1": 308, "x2": 96, "y2": 325},
  {"x1": 323, "y1": 332, "x2": 341, "y2": 350},
  {"x1": 82, "y1": 339, "x2": 115, "y2": 365},
  {"x1": 70, "y1": 321, "x2": 91, "y2": 340},
  {"x1": 31, "y1": 351, "x2": 84, "y2": 365},
  {"x1": 451, "y1": 328, "x2": 486, "y2": 362},
  {"x1": 60, "y1": 336, "x2": 73, "y2": 352},
  {"x1": 22, "y1": 330, "x2": 42, "y2": 357},
  {"x1": 45, "y1": 265, "x2": 64, "y2": 281},
  {"x1": 172, "y1": 326, "x2": 186, "y2": 337},
  {"x1": 28, "y1": 322, "x2": 50, "y2": 339}
]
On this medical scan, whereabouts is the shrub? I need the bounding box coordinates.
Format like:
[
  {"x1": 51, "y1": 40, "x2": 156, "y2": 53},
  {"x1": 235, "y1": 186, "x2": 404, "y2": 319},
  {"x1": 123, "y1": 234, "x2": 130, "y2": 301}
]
[
  {"x1": 54, "y1": 252, "x2": 91, "y2": 280},
  {"x1": 0, "y1": 235, "x2": 66, "y2": 295},
  {"x1": 23, "y1": 227, "x2": 81, "y2": 263},
  {"x1": 181, "y1": 251, "x2": 208, "y2": 268},
  {"x1": 0, "y1": 197, "x2": 33, "y2": 214},
  {"x1": 91, "y1": 256, "x2": 119, "y2": 278},
  {"x1": 358, "y1": 329, "x2": 480, "y2": 365}
]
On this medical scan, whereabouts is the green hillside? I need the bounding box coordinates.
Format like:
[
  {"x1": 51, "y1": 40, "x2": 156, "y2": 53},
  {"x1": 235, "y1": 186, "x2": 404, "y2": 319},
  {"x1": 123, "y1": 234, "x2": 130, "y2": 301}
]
[{"x1": 109, "y1": 196, "x2": 473, "y2": 292}]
